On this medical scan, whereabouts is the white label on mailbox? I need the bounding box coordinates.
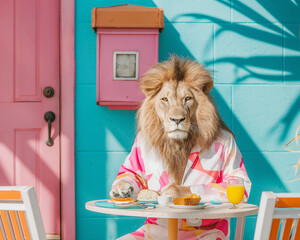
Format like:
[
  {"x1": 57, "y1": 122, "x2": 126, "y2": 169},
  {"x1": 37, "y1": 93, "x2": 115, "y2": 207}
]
[{"x1": 113, "y1": 51, "x2": 139, "y2": 81}]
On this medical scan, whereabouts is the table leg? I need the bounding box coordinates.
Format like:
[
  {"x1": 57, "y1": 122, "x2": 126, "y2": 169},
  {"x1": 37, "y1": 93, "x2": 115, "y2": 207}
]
[
  {"x1": 168, "y1": 218, "x2": 178, "y2": 240},
  {"x1": 235, "y1": 216, "x2": 245, "y2": 240}
]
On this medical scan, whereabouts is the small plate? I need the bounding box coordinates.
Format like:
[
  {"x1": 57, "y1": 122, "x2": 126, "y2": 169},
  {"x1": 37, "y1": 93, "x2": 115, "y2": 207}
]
[
  {"x1": 107, "y1": 199, "x2": 136, "y2": 205},
  {"x1": 168, "y1": 203, "x2": 209, "y2": 209},
  {"x1": 138, "y1": 200, "x2": 158, "y2": 204},
  {"x1": 114, "y1": 202, "x2": 142, "y2": 208}
]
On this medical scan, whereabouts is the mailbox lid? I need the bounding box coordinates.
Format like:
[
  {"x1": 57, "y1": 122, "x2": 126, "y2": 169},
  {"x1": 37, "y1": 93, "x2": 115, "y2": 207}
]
[{"x1": 92, "y1": 4, "x2": 164, "y2": 32}]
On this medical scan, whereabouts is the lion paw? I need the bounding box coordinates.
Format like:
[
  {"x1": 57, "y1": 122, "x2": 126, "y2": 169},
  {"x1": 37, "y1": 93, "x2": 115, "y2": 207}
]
[
  {"x1": 160, "y1": 183, "x2": 191, "y2": 198},
  {"x1": 110, "y1": 180, "x2": 134, "y2": 199}
]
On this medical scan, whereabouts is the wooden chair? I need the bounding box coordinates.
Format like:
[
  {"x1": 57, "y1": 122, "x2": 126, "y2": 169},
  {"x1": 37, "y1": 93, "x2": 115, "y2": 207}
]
[
  {"x1": 0, "y1": 186, "x2": 46, "y2": 240},
  {"x1": 254, "y1": 191, "x2": 300, "y2": 240}
]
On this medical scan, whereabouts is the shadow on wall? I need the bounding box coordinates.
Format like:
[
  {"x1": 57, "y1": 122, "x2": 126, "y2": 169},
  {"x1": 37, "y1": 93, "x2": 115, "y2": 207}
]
[
  {"x1": 80, "y1": 0, "x2": 300, "y2": 239},
  {"x1": 173, "y1": 0, "x2": 300, "y2": 132}
]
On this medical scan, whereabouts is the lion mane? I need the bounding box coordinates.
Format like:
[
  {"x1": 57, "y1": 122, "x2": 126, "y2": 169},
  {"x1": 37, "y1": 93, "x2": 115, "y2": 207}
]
[{"x1": 137, "y1": 56, "x2": 232, "y2": 184}]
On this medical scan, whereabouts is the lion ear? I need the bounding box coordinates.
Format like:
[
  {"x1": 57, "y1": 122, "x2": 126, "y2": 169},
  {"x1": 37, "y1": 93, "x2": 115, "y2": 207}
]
[
  {"x1": 192, "y1": 65, "x2": 214, "y2": 95},
  {"x1": 139, "y1": 77, "x2": 163, "y2": 98},
  {"x1": 202, "y1": 80, "x2": 213, "y2": 94}
]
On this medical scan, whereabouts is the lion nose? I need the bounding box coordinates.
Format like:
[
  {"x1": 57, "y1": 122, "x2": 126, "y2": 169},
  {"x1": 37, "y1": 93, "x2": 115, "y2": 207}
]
[{"x1": 170, "y1": 117, "x2": 186, "y2": 124}]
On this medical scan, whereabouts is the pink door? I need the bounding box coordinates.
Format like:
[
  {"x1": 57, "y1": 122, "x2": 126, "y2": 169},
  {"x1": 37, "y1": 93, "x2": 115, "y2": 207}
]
[{"x1": 0, "y1": 0, "x2": 60, "y2": 237}]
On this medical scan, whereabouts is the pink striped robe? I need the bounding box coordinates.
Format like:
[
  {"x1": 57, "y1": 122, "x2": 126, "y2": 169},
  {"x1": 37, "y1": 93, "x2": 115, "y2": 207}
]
[{"x1": 112, "y1": 130, "x2": 251, "y2": 240}]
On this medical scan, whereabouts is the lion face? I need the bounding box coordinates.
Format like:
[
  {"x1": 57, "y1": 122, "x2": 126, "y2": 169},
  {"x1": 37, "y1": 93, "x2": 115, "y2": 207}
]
[
  {"x1": 154, "y1": 81, "x2": 196, "y2": 140},
  {"x1": 137, "y1": 55, "x2": 232, "y2": 183}
]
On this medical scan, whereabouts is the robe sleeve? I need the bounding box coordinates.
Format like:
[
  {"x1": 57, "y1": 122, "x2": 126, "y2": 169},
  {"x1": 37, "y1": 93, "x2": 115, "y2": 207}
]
[
  {"x1": 190, "y1": 134, "x2": 251, "y2": 203},
  {"x1": 111, "y1": 133, "x2": 147, "y2": 198}
]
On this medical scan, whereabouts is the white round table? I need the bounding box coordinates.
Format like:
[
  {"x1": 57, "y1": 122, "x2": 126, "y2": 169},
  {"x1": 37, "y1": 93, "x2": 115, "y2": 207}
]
[{"x1": 86, "y1": 201, "x2": 258, "y2": 240}]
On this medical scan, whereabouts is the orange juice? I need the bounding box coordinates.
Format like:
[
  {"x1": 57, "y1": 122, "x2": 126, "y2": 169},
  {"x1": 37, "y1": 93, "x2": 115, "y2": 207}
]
[{"x1": 227, "y1": 184, "x2": 244, "y2": 205}]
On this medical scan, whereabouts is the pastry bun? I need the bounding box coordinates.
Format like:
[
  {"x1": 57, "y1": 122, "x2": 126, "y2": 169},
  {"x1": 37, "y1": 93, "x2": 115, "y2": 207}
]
[{"x1": 137, "y1": 189, "x2": 160, "y2": 201}]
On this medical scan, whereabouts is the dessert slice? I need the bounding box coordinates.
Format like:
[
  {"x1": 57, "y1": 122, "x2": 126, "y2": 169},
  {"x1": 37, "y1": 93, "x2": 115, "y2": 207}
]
[{"x1": 173, "y1": 194, "x2": 201, "y2": 205}]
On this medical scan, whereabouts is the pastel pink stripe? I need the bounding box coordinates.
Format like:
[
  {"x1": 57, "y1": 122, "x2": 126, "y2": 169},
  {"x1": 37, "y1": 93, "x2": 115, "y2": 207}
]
[
  {"x1": 215, "y1": 142, "x2": 225, "y2": 162},
  {"x1": 192, "y1": 172, "x2": 210, "y2": 185},
  {"x1": 240, "y1": 157, "x2": 246, "y2": 173},
  {"x1": 189, "y1": 152, "x2": 199, "y2": 163},
  {"x1": 131, "y1": 230, "x2": 145, "y2": 237},
  {"x1": 117, "y1": 165, "x2": 135, "y2": 176},
  {"x1": 129, "y1": 147, "x2": 145, "y2": 173},
  {"x1": 158, "y1": 171, "x2": 169, "y2": 192},
  {"x1": 216, "y1": 170, "x2": 223, "y2": 183},
  {"x1": 145, "y1": 218, "x2": 158, "y2": 225},
  {"x1": 134, "y1": 134, "x2": 139, "y2": 144},
  {"x1": 192, "y1": 156, "x2": 219, "y2": 181},
  {"x1": 215, "y1": 219, "x2": 229, "y2": 236},
  {"x1": 146, "y1": 174, "x2": 153, "y2": 181},
  {"x1": 201, "y1": 219, "x2": 221, "y2": 226}
]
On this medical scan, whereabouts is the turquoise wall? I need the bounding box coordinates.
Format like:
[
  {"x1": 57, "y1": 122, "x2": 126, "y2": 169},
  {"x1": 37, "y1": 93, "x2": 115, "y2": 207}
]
[{"x1": 75, "y1": 0, "x2": 300, "y2": 239}]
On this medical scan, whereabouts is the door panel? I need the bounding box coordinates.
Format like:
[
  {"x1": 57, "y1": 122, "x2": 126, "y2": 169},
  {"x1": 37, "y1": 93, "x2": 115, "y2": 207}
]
[
  {"x1": 15, "y1": 0, "x2": 41, "y2": 101},
  {"x1": 0, "y1": 0, "x2": 60, "y2": 236}
]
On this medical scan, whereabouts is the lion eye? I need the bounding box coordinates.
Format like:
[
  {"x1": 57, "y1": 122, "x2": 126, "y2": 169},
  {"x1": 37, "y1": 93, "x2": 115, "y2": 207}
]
[
  {"x1": 185, "y1": 96, "x2": 192, "y2": 101},
  {"x1": 161, "y1": 97, "x2": 168, "y2": 102}
]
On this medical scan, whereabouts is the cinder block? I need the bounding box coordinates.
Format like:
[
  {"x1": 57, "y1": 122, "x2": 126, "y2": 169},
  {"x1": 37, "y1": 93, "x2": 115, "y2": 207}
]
[
  {"x1": 232, "y1": 0, "x2": 300, "y2": 23},
  {"x1": 211, "y1": 86, "x2": 232, "y2": 130},
  {"x1": 76, "y1": 23, "x2": 97, "y2": 85},
  {"x1": 284, "y1": 24, "x2": 300, "y2": 84},
  {"x1": 159, "y1": 23, "x2": 214, "y2": 67},
  {"x1": 214, "y1": 24, "x2": 283, "y2": 84},
  {"x1": 232, "y1": 85, "x2": 300, "y2": 151},
  {"x1": 76, "y1": 151, "x2": 130, "y2": 218},
  {"x1": 155, "y1": 0, "x2": 231, "y2": 23},
  {"x1": 243, "y1": 151, "x2": 298, "y2": 205},
  {"x1": 76, "y1": 85, "x2": 136, "y2": 152}
]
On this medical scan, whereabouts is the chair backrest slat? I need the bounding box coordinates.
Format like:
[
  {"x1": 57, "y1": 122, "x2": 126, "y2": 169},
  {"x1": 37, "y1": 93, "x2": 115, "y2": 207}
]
[
  {"x1": 0, "y1": 217, "x2": 5, "y2": 240},
  {"x1": 269, "y1": 218, "x2": 280, "y2": 240},
  {"x1": 18, "y1": 211, "x2": 31, "y2": 240},
  {"x1": 294, "y1": 218, "x2": 300, "y2": 240},
  {"x1": 276, "y1": 198, "x2": 300, "y2": 208},
  {"x1": 290, "y1": 219, "x2": 299, "y2": 240},
  {"x1": 0, "y1": 192, "x2": 21, "y2": 201},
  {"x1": 0, "y1": 211, "x2": 13, "y2": 240},
  {"x1": 278, "y1": 219, "x2": 286, "y2": 240},
  {"x1": 282, "y1": 218, "x2": 293, "y2": 240},
  {"x1": 9, "y1": 211, "x2": 22, "y2": 240},
  {"x1": 14, "y1": 212, "x2": 24, "y2": 240}
]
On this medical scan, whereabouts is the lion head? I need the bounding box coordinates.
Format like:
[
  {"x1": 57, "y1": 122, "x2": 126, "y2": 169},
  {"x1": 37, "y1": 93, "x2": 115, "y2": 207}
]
[{"x1": 137, "y1": 56, "x2": 232, "y2": 184}]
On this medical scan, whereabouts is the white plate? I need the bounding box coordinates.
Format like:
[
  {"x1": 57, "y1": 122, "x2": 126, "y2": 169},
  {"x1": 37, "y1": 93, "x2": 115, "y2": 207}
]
[
  {"x1": 168, "y1": 203, "x2": 209, "y2": 209},
  {"x1": 107, "y1": 199, "x2": 136, "y2": 205},
  {"x1": 138, "y1": 200, "x2": 158, "y2": 204}
]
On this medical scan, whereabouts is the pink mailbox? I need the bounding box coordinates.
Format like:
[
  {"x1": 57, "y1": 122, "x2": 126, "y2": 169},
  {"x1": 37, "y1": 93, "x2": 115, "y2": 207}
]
[{"x1": 92, "y1": 5, "x2": 164, "y2": 110}]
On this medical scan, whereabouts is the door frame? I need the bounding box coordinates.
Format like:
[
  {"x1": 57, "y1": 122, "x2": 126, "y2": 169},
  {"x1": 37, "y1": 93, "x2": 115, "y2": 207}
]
[{"x1": 60, "y1": 0, "x2": 75, "y2": 239}]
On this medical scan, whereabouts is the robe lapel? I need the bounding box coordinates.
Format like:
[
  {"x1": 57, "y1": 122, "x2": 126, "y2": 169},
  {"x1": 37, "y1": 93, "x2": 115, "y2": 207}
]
[{"x1": 181, "y1": 146, "x2": 201, "y2": 185}]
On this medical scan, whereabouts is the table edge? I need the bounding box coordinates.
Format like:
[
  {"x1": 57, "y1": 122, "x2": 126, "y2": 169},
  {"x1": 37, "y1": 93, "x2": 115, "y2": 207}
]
[{"x1": 85, "y1": 201, "x2": 258, "y2": 219}]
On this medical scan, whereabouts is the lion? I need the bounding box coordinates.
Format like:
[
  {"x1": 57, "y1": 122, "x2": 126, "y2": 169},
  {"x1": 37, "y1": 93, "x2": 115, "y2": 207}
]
[
  {"x1": 110, "y1": 55, "x2": 233, "y2": 199},
  {"x1": 110, "y1": 56, "x2": 251, "y2": 239}
]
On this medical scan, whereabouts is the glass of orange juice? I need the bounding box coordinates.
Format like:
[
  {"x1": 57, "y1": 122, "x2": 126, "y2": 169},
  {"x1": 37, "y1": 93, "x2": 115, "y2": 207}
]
[{"x1": 227, "y1": 177, "x2": 244, "y2": 209}]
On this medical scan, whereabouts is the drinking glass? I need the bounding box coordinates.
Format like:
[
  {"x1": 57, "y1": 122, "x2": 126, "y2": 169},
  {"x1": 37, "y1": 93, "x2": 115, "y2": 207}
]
[{"x1": 226, "y1": 177, "x2": 244, "y2": 209}]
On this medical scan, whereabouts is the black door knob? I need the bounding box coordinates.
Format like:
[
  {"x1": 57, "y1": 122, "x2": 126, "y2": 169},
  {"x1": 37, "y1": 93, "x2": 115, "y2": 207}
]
[{"x1": 43, "y1": 87, "x2": 55, "y2": 98}]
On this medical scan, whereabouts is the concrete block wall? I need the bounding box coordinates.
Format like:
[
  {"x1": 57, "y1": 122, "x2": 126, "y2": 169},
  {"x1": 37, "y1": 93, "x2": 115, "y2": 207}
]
[{"x1": 75, "y1": 0, "x2": 300, "y2": 239}]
